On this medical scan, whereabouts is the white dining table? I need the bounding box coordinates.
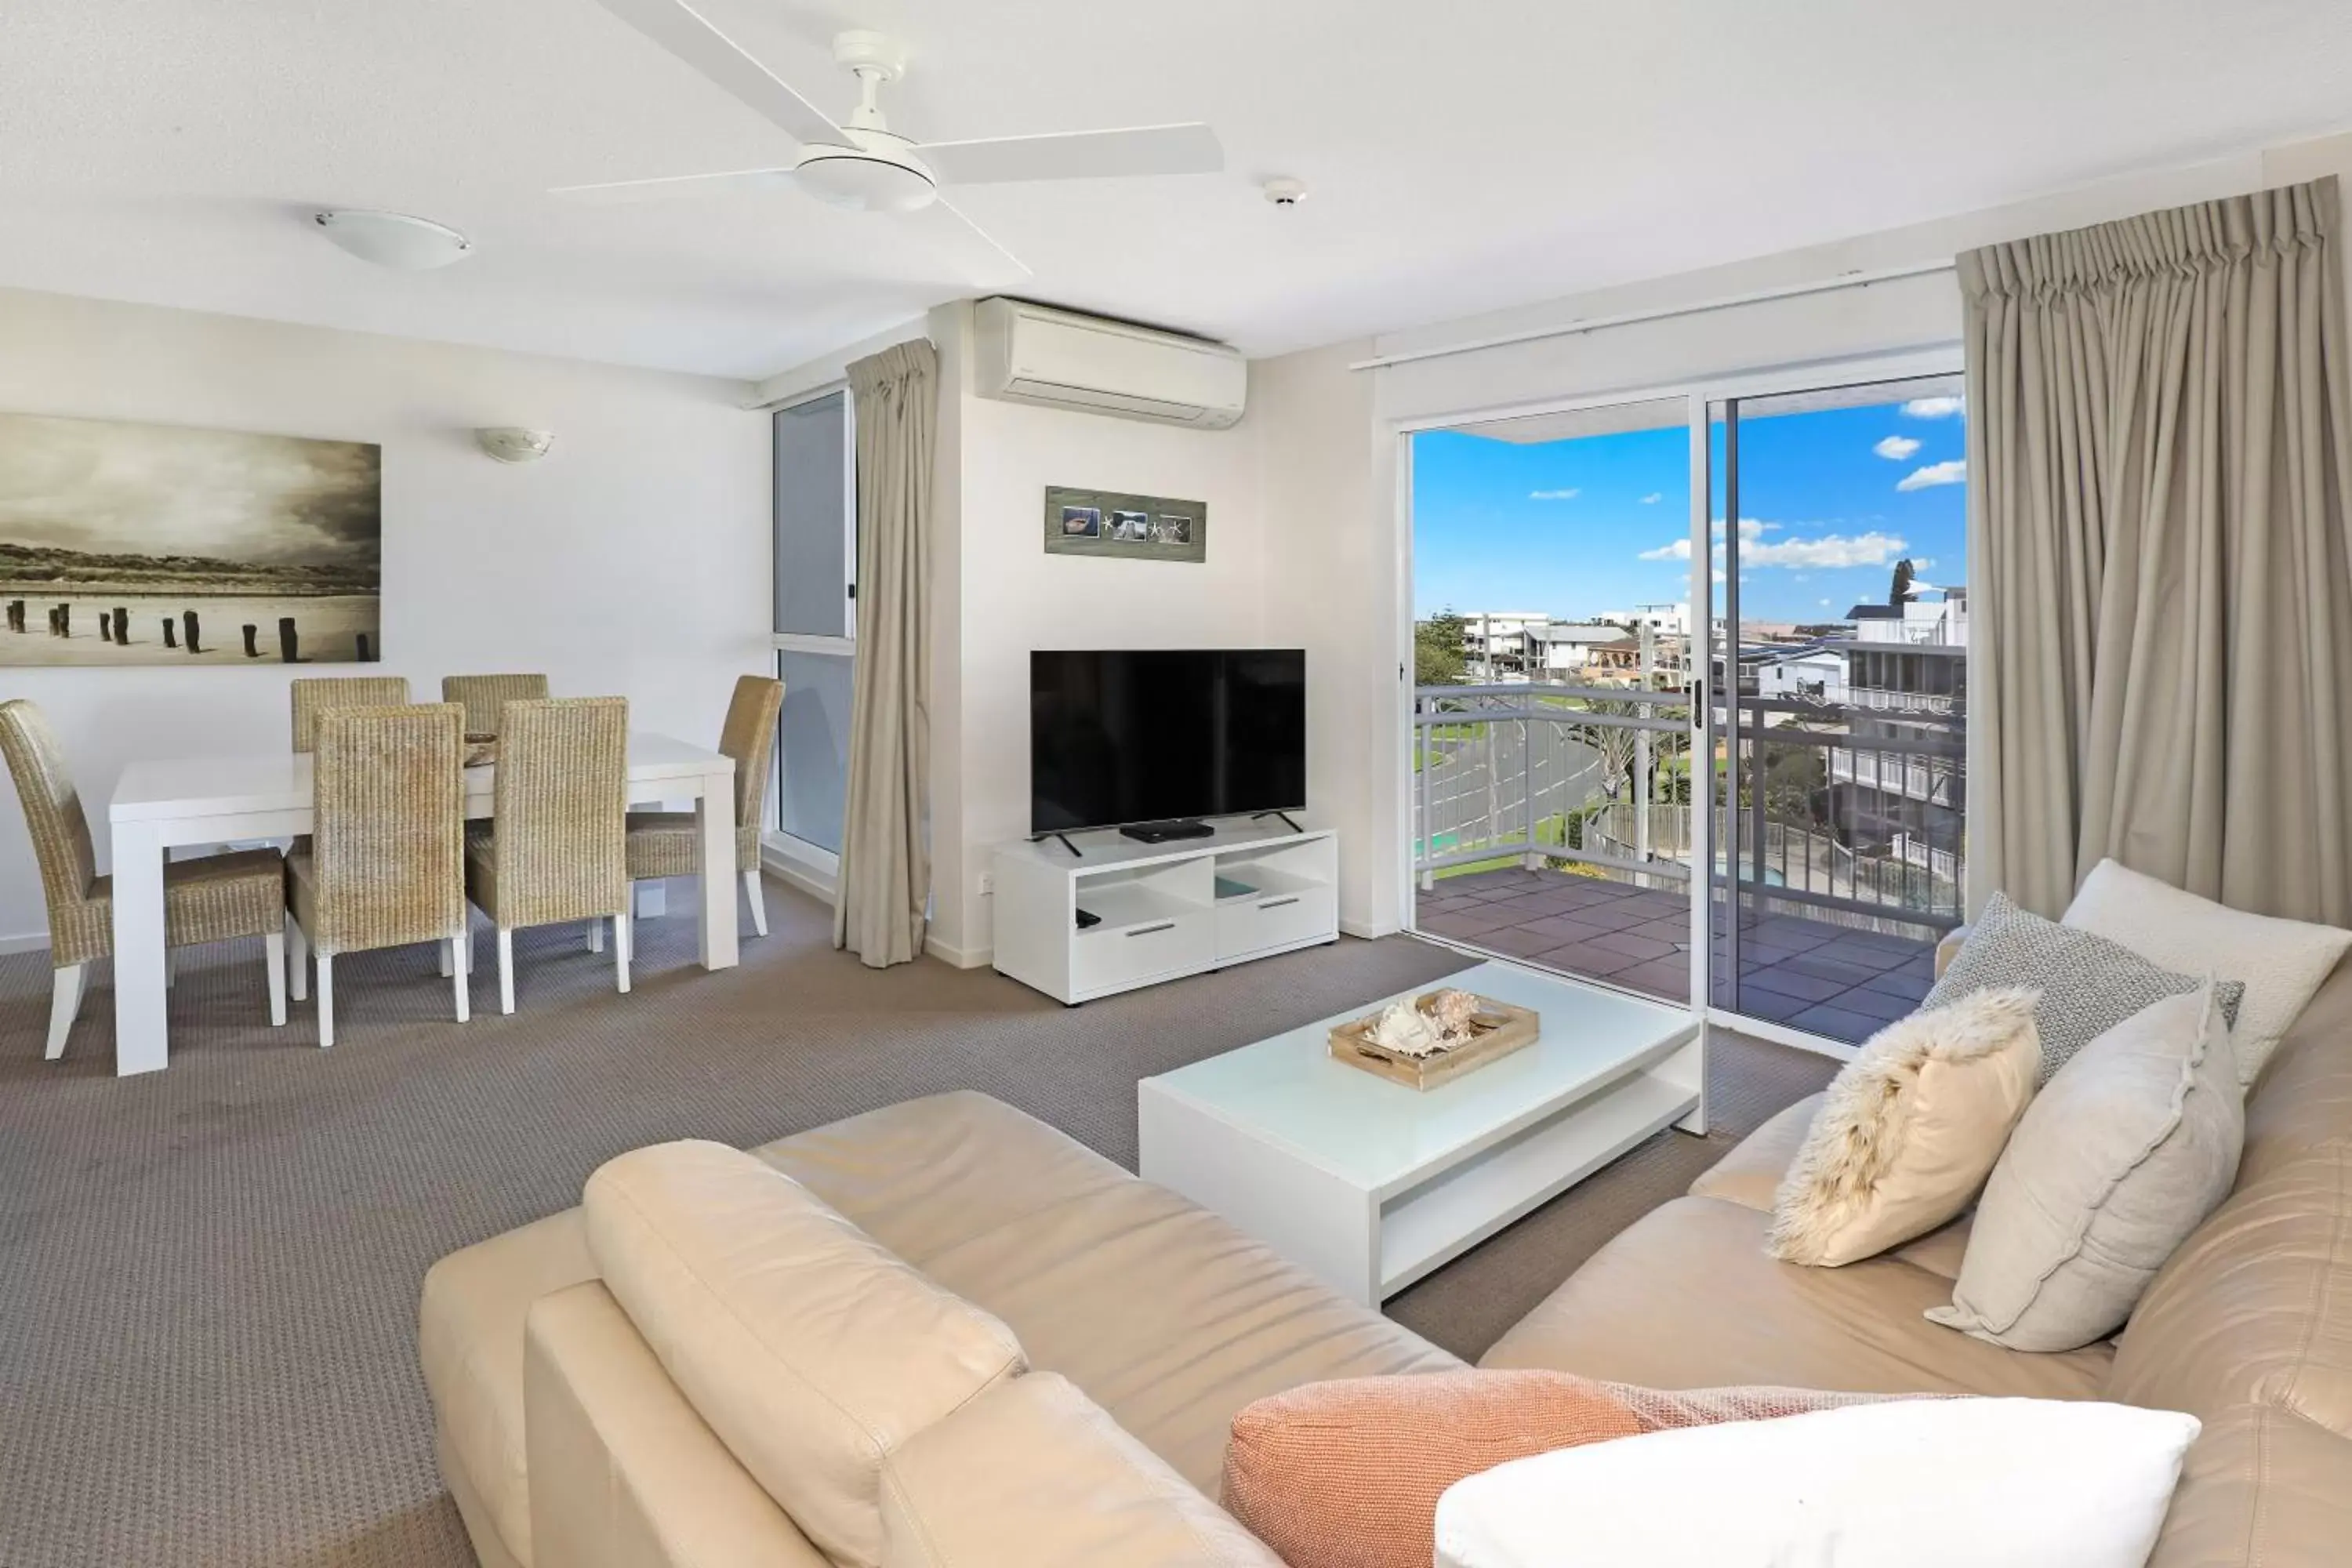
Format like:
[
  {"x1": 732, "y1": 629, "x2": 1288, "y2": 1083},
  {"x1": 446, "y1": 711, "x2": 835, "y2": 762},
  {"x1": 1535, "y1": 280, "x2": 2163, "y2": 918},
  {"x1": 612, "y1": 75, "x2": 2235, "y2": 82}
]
[{"x1": 105, "y1": 731, "x2": 738, "y2": 1076}]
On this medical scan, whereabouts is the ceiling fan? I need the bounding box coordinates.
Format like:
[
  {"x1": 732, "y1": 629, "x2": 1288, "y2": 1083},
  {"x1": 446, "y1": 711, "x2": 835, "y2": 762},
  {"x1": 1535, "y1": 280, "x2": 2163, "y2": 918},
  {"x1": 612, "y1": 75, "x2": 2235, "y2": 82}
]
[{"x1": 558, "y1": 0, "x2": 1225, "y2": 273}]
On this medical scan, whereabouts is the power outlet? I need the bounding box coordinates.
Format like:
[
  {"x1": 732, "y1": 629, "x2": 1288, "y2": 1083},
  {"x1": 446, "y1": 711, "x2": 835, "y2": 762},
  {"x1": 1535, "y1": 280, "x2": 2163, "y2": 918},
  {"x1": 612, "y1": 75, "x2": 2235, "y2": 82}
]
[{"x1": 978, "y1": 872, "x2": 995, "y2": 896}]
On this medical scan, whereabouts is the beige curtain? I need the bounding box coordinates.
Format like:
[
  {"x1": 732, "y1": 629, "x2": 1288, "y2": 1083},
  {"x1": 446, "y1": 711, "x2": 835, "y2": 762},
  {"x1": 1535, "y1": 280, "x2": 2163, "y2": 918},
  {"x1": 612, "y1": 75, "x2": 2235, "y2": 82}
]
[
  {"x1": 1964, "y1": 176, "x2": 2352, "y2": 926},
  {"x1": 833, "y1": 339, "x2": 937, "y2": 967}
]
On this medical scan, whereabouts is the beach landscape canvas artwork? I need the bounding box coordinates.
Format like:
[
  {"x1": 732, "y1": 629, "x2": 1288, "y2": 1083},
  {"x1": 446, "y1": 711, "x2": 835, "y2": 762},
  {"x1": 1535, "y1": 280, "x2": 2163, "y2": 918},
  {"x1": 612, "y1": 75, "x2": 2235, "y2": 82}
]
[{"x1": 0, "y1": 412, "x2": 381, "y2": 666}]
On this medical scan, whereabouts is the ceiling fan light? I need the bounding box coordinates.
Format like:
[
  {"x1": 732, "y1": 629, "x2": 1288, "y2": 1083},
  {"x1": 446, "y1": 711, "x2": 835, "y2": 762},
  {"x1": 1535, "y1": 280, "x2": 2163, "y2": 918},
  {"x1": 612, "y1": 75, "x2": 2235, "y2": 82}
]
[
  {"x1": 314, "y1": 209, "x2": 474, "y2": 269},
  {"x1": 793, "y1": 147, "x2": 938, "y2": 213}
]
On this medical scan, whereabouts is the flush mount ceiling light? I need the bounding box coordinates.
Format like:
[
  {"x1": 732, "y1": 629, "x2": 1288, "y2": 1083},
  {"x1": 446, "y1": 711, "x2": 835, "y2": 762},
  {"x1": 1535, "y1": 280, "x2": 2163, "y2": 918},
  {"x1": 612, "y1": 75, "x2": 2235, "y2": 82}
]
[
  {"x1": 475, "y1": 428, "x2": 554, "y2": 463},
  {"x1": 313, "y1": 209, "x2": 474, "y2": 270}
]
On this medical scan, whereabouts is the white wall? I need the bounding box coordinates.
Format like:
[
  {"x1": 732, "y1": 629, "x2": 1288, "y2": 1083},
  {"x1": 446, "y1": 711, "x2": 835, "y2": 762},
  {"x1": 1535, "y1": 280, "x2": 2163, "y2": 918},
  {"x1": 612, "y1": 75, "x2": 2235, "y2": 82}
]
[
  {"x1": 929, "y1": 302, "x2": 1272, "y2": 963},
  {"x1": 0, "y1": 288, "x2": 770, "y2": 946},
  {"x1": 1254, "y1": 339, "x2": 1397, "y2": 938}
]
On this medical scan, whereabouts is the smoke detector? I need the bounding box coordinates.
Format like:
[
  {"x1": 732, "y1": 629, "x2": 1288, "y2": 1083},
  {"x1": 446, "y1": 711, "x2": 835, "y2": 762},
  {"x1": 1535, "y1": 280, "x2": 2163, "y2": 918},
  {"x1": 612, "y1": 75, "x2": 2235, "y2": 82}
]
[{"x1": 1261, "y1": 176, "x2": 1307, "y2": 207}]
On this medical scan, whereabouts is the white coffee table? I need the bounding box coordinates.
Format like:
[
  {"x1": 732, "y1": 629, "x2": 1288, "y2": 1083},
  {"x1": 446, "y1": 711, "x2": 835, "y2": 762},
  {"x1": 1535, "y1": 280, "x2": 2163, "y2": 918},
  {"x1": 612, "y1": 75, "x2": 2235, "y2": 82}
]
[{"x1": 1138, "y1": 961, "x2": 1707, "y2": 1306}]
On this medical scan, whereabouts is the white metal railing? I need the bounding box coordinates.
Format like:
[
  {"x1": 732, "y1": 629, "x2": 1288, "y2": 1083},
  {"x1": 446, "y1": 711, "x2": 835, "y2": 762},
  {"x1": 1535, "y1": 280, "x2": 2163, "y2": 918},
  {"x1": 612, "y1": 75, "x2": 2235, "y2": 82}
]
[
  {"x1": 1415, "y1": 683, "x2": 1967, "y2": 930},
  {"x1": 1413, "y1": 684, "x2": 1690, "y2": 886},
  {"x1": 1827, "y1": 750, "x2": 1957, "y2": 806}
]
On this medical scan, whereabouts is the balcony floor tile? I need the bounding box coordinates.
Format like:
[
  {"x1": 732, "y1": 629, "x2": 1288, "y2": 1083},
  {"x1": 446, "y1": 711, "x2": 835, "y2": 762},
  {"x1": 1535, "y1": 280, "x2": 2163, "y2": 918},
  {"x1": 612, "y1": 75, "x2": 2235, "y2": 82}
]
[{"x1": 1417, "y1": 866, "x2": 1942, "y2": 1047}]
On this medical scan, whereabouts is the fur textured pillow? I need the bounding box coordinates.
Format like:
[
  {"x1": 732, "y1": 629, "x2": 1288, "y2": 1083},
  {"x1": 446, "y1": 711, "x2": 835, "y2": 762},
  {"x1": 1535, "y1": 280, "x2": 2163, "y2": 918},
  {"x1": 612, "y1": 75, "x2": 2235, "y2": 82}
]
[
  {"x1": 1769, "y1": 987, "x2": 2042, "y2": 1267},
  {"x1": 1221, "y1": 1370, "x2": 1644, "y2": 1568}
]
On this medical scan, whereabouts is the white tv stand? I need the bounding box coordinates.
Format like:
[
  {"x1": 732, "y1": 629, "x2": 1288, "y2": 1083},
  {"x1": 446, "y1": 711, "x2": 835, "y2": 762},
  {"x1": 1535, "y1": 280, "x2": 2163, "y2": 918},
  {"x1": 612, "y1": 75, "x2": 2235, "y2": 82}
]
[{"x1": 992, "y1": 822, "x2": 1339, "y2": 1004}]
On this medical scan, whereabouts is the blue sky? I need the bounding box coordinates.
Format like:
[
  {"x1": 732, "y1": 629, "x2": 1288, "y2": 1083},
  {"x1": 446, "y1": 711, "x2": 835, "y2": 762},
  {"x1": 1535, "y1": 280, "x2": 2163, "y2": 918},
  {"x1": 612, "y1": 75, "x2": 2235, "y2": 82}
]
[{"x1": 1411, "y1": 396, "x2": 1967, "y2": 623}]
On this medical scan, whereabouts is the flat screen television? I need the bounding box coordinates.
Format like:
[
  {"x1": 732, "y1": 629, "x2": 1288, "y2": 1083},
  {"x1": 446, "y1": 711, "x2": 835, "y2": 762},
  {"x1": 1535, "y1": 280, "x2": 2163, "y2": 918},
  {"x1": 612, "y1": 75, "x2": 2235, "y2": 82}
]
[{"x1": 1031, "y1": 649, "x2": 1305, "y2": 834}]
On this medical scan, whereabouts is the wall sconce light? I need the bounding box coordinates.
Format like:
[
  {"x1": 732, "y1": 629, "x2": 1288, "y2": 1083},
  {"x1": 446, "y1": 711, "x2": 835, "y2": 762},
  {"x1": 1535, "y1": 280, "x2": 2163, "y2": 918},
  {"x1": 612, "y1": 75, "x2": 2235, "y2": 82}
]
[{"x1": 475, "y1": 428, "x2": 554, "y2": 463}]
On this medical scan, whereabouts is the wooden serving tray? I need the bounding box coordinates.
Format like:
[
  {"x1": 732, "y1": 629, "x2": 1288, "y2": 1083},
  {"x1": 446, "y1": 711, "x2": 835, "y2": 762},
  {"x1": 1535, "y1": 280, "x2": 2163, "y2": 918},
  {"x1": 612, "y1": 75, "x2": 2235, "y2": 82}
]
[{"x1": 1329, "y1": 992, "x2": 1541, "y2": 1091}]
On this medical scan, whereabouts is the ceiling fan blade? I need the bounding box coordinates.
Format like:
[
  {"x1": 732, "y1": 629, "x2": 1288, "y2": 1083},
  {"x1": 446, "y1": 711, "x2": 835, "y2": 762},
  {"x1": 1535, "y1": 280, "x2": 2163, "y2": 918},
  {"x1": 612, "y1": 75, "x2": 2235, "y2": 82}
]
[
  {"x1": 917, "y1": 123, "x2": 1222, "y2": 186},
  {"x1": 589, "y1": 0, "x2": 845, "y2": 148},
  {"x1": 924, "y1": 194, "x2": 1033, "y2": 282},
  {"x1": 550, "y1": 167, "x2": 799, "y2": 204}
]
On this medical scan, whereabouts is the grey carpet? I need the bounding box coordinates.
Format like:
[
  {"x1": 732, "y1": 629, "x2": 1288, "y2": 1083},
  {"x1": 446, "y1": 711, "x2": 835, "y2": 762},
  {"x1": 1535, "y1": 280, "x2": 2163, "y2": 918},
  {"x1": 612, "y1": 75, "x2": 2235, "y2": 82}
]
[{"x1": 0, "y1": 879, "x2": 1831, "y2": 1566}]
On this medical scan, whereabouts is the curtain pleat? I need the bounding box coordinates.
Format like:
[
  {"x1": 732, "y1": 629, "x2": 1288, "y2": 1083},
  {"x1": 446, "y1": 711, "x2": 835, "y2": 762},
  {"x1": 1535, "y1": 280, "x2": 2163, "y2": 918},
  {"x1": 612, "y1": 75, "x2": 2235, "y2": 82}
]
[
  {"x1": 1963, "y1": 176, "x2": 2352, "y2": 926},
  {"x1": 833, "y1": 339, "x2": 937, "y2": 967}
]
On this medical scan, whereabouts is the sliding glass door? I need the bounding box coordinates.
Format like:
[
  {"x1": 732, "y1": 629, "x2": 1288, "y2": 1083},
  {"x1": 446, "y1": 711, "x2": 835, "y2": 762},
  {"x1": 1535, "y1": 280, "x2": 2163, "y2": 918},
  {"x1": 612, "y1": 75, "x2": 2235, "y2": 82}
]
[
  {"x1": 1408, "y1": 398, "x2": 1699, "y2": 1004},
  {"x1": 1705, "y1": 376, "x2": 1969, "y2": 1044},
  {"x1": 1404, "y1": 361, "x2": 1968, "y2": 1049}
]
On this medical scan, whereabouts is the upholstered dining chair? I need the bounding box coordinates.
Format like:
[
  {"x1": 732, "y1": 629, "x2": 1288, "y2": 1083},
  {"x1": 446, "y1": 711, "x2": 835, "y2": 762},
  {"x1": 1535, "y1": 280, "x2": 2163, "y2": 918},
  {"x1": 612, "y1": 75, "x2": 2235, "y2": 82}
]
[
  {"x1": 291, "y1": 675, "x2": 410, "y2": 753},
  {"x1": 285, "y1": 703, "x2": 469, "y2": 1047},
  {"x1": 441, "y1": 673, "x2": 551, "y2": 738},
  {"x1": 463, "y1": 696, "x2": 631, "y2": 1013},
  {"x1": 0, "y1": 698, "x2": 286, "y2": 1059},
  {"x1": 625, "y1": 673, "x2": 784, "y2": 936}
]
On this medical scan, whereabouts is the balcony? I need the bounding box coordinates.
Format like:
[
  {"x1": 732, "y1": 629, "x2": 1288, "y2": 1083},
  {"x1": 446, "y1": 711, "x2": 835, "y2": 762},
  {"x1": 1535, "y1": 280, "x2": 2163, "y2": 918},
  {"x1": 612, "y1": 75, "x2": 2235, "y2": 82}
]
[{"x1": 1412, "y1": 681, "x2": 1960, "y2": 1044}]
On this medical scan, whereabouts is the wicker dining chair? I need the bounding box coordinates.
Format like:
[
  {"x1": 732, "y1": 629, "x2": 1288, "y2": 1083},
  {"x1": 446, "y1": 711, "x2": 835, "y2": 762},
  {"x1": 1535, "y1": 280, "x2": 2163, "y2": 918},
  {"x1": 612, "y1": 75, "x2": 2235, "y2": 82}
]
[
  {"x1": 291, "y1": 676, "x2": 410, "y2": 753},
  {"x1": 464, "y1": 696, "x2": 631, "y2": 1013},
  {"x1": 441, "y1": 673, "x2": 551, "y2": 737},
  {"x1": 285, "y1": 703, "x2": 469, "y2": 1047},
  {"x1": 1, "y1": 698, "x2": 286, "y2": 1059},
  {"x1": 625, "y1": 674, "x2": 784, "y2": 936}
]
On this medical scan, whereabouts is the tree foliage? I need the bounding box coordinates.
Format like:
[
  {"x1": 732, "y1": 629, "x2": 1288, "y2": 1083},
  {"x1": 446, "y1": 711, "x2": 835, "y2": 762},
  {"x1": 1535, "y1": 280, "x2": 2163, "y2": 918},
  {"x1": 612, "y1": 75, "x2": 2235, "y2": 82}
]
[{"x1": 1415, "y1": 609, "x2": 1470, "y2": 685}]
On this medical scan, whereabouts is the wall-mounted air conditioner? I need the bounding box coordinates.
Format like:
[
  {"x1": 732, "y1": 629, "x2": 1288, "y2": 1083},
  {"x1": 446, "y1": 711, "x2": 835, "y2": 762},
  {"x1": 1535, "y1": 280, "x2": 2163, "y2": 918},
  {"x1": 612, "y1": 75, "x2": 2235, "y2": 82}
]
[{"x1": 974, "y1": 298, "x2": 1247, "y2": 430}]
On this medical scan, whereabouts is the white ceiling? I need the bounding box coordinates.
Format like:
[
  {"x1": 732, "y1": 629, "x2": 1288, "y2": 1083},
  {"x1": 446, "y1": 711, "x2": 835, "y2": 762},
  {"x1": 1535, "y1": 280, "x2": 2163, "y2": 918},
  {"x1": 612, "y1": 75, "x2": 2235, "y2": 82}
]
[{"x1": 5, "y1": 0, "x2": 2350, "y2": 381}]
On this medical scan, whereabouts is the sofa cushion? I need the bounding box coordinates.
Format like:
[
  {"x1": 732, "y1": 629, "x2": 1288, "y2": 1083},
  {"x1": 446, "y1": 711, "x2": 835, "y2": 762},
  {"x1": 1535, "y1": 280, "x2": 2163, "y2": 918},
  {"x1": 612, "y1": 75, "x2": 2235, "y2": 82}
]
[
  {"x1": 1768, "y1": 988, "x2": 2041, "y2": 1267},
  {"x1": 419, "y1": 1208, "x2": 600, "y2": 1568},
  {"x1": 524, "y1": 1281, "x2": 829, "y2": 1568},
  {"x1": 2107, "y1": 1152, "x2": 2352, "y2": 1567},
  {"x1": 1479, "y1": 1195, "x2": 2111, "y2": 1401},
  {"x1": 583, "y1": 1139, "x2": 1027, "y2": 1568},
  {"x1": 1690, "y1": 1092, "x2": 1973, "y2": 1280},
  {"x1": 1687, "y1": 1094, "x2": 1821, "y2": 1211},
  {"x1": 1220, "y1": 1369, "x2": 1644, "y2": 1568},
  {"x1": 2239, "y1": 956, "x2": 2352, "y2": 1183},
  {"x1": 764, "y1": 1091, "x2": 1464, "y2": 1496},
  {"x1": 878, "y1": 1374, "x2": 1281, "y2": 1568},
  {"x1": 1924, "y1": 891, "x2": 2242, "y2": 1082},
  {"x1": 1929, "y1": 987, "x2": 2245, "y2": 1352},
  {"x1": 1434, "y1": 1398, "x2": 2200, "y2": 1568},
  {"x1": 2063, "y1": 858, "x2": 2352, "y2": 1084}
]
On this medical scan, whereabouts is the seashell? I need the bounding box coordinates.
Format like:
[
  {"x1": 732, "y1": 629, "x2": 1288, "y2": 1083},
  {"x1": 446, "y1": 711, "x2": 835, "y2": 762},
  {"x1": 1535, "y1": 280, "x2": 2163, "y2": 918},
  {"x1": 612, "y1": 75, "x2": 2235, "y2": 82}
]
[
  {"x1": 1428, "y1": 989, "x2": 1480, "y2": 1040},
  {"x1": 1367, "y1": 999, "x2": 1442, "y2": 1057}
]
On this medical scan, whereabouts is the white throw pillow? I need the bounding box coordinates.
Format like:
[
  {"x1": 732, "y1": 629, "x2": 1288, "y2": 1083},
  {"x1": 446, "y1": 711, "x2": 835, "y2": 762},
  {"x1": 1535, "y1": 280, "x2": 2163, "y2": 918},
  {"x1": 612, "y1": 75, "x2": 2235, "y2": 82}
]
[
  {"x1": 2063, "y1": 858, "x2": 2352, "y2": 1083},
  {"x1": 1434, "y1": 1398, "x2": 2198, "y2": 1568},
  {"x1": 1926, "y1": 985, "x2": 2243, "y2": 1352}
]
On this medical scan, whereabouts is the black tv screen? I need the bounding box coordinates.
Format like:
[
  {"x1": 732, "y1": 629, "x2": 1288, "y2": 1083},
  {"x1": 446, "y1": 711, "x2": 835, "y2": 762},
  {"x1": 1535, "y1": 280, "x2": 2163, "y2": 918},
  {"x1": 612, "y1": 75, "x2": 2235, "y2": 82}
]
[{"x1": 1031, "y1": 649, "x2": 1305, "y2": 833}]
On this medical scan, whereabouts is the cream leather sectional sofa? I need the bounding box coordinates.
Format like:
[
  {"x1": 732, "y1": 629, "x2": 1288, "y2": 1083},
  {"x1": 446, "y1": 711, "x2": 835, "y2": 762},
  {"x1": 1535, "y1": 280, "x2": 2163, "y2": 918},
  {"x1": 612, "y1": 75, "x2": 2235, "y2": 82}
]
[{"x1": 421, "y1": 962, "x2": 2352, "y2": 1567}]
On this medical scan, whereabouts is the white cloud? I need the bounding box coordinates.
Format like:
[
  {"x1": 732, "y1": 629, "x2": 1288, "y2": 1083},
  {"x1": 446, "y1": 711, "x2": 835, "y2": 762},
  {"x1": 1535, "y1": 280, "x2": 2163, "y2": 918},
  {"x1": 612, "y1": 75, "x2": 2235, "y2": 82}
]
[
  {"x1": 1819, "y1": 598, "x2": 1833, "y2": 608},
  {"x1": 1528, "y1": 488, "x2": 1580, "y2": 500},
  {"x1": 1747, "y1": 531, "x2": 1909, "y2": 568},
  {"x1": 1911, "y1": 557, "x2": 1936, "y2": 570},
  {"x1": 1872, "y1": 435, "x2": 1922, "y2": 461},
  {"x1": 1901, "y1": 396, "x2": 1965, "y2": 419},
  {"x1": 1639, "y1": 492, "x2": 1663, "y2": 504},
  {"x1": 1896, "y1": 460, "x2": 1966, "y2": 492},
  {"x1": 1639, "y1": 520, "x2": 1904, "y2": 570}
]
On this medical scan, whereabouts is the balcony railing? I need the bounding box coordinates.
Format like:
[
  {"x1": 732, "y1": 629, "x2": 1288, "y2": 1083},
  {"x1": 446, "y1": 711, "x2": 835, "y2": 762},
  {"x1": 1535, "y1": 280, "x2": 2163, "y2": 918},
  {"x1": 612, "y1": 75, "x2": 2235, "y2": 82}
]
[{"x1": 1413, "y1": 682, "x2": 1966, "y2": 934}]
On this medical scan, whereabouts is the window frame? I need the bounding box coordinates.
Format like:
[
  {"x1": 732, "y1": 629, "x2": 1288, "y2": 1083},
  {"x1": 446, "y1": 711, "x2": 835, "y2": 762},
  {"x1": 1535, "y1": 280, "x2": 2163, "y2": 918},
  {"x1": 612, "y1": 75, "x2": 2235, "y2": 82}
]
[{"x1": 766, "y1": 382, "x2": 858, "y2": 880}]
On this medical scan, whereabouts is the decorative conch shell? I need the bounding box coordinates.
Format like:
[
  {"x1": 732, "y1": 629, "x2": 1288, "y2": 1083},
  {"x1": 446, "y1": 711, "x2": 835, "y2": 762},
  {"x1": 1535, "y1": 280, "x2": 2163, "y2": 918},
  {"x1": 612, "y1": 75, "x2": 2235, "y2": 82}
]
[
  {"x1": 1367, "y1": 1000, "x2": 1442, "y2": 1057},
  {"x1": 1428, "y1": 989, "x2": 1481, "y2": 1040}
]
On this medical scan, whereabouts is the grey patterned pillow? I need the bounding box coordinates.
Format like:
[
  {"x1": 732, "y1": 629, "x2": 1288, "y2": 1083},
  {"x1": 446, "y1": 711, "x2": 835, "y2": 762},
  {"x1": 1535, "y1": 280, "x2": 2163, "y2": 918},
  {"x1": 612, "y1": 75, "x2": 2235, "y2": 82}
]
[{"x1": 1924, "y1": 892, "x2": 2244, "y2": 1082}]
